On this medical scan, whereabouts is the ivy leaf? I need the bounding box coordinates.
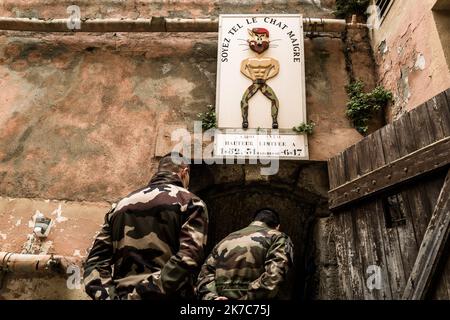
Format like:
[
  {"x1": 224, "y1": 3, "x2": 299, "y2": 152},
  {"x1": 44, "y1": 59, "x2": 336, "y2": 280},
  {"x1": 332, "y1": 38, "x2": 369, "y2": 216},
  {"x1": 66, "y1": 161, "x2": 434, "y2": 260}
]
[{"x1": 346, "y1": 80, "x2": 392, "y2": 136}]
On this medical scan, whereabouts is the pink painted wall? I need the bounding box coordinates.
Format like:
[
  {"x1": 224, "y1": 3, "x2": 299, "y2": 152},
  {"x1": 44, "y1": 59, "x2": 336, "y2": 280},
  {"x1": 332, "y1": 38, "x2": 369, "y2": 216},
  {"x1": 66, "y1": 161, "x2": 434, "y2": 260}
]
[{"x1": 370, "y1": 0, "x2": 450, "y2": 121}]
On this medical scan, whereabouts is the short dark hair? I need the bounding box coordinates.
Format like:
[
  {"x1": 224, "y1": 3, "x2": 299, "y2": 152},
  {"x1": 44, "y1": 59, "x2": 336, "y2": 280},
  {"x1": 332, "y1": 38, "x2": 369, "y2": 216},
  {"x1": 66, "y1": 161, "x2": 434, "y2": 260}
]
[
  {"x1": 253, "y1": 208, "x2": 280, "y2": 228},
  {"x1": 158, "y1": 152, "x2": 189, "y2": 173}
]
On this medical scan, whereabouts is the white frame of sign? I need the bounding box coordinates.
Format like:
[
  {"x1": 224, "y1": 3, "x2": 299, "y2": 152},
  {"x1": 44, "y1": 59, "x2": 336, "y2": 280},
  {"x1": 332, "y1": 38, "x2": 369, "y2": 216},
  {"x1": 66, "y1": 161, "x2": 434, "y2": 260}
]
[{"x1": 214, "y1": 14, "x2": 309, "y2": 161}]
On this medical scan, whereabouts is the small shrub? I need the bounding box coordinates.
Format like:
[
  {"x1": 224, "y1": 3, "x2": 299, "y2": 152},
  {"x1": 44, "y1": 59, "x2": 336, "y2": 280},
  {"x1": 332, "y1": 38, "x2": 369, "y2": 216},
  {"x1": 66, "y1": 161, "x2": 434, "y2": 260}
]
[
  {"x1": 346, "y1": 80, "x2": 392, "y2": 135},
  {"x1": 293, "y1": 121, "x2": 316, "y2": 135},
  {"x1": 197, "y1": 105, "x2": 217, "y2": 130}
]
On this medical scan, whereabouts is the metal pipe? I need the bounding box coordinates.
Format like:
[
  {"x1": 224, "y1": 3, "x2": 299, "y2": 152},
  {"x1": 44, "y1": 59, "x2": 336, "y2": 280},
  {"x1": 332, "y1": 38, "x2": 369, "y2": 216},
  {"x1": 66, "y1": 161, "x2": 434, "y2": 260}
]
[
  {"x1": 0, "y1": 251, "x2": 74, "y2": 274},
  {"x1": 0, "y1": 16, "x2": 366, "y2": 33}
]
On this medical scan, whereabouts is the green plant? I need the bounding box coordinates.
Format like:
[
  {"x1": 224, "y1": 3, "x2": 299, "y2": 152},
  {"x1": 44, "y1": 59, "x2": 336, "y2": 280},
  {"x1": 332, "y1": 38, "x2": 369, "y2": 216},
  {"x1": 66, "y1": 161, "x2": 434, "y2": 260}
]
[
  {"x1": 346, "y1": 80, "x2": 392, "y2": 135},
  {"x1": 293, "y1": 121, "x2": 316, "y2": 135},
  {"x1": 197, "y1": 105, "x2": 217, "y2": 130},
  {"x1": 334, "y1": 0, "x2": 371, "y2": 19}
]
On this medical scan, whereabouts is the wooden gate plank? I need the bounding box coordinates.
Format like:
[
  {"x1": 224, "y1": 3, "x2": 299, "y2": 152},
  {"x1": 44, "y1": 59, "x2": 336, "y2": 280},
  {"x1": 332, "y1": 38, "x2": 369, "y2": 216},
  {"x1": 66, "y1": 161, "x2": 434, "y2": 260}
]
[
  {"x1": 403, "y1": 108, "x2": 435, "y2": 244},
  {"x1": 334, "y1": 212, "x2": 353, "y2": 299},
  {"x1": 342, "y1": 209, "x2": 365, "y2": 299},
  {"x1": 409, "y1": 100, "x2": 450, "y2": 235},
  {"x1": 402, "y1": 169, "x2": 450, "y2": 300},
  {"x1": 375, "y1": 198, "x2": 406, "y2": 298},
  {"x1": 355, "y1": 140, "x2": 378, "y2": 299},
  {"x1": 371, "y1": 199, "x2": 397, "y2": 298},
  {"x1": 378, "y1": 124, "x2": 408, "y2": 297},
  {"x1": 366, "y1": 132, "x2": 394, "y2": 299},
  {"x1": 383, "y1": 104, "x2": 450, "y2": 298},
  {"x1": 443, "y1": 249, "x2": 450, "y2": 299},
  {"x1": 345, "y1": 144, "x2": 358, "y2": 180},
  {"x1": 437, "y1": 254, "x2": 450, "y2": 299},
  {"x1": 331, "y1": 152, "x2": 354, "y2": 299},
  {"x1": 356, "y1": 204, "x2": 375, "y2": 299},
  {"x1": 358, "y1": 136, "x2": 394, "y2": 299},
  {"x1": 445, "y1": 88, "x2": 450, "y2": 114},
  {"x1": 394, "y1": 112, "x2": 417, "y2": 154},
  {"x1": 413, "y1": 99, "x2": 450, "y2": 299},
  {"x1": 328, "y1": 156, "x2": 339, "y2": 190},
  {"x1": 409, "y1": 102, "x2": 437, "y2": 147},
  {"x1": 427, "y1": 175, "x2": 450, "y2": 300},
  {"x1": 329, "y1": 95, "x2": 448, "y2": 210},
  {"x1": 328, "y1": 136, "x2": 450, "y2": 210},
  {"x1": 343, "y1": 145, "x2": 367, "y2": 299},
  {"x1": 391, "y1": 113, "x2": 421, "y2": 281},
  {"x1": 335, "y1": 152, "x2": 347, "y2": 186},
  {"x1": 409, "y1": 100, "x2": 450, "y2": 299},
  {"x1": 327, "y1": 89, "x2": 450, "y2": 300},
  {"x1": 414, "y1": 171, "x2": 449, "y2": 299},
  {"x1": 425, "y1": 93, "x2": 450, "y2": 139}
]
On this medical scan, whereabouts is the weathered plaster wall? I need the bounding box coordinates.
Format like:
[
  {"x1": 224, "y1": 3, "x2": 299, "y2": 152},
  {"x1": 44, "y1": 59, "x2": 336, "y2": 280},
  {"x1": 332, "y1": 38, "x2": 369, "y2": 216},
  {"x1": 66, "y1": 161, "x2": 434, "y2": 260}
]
[
  {"x1": 370, "y1": 0, "x2": 450, "y2": 121},
  {"x1": 0, "y1": 197, "x2": 109, "y2": 299},
  {"x1": 0, "y1": 31, "x2": 371, "y2": 203},
  {"x1": 0, "y1": 0, "x2": 376, "y2": 299},
  {"x1": 0, "y1": 32, "x2": 218, "y2": 203}
]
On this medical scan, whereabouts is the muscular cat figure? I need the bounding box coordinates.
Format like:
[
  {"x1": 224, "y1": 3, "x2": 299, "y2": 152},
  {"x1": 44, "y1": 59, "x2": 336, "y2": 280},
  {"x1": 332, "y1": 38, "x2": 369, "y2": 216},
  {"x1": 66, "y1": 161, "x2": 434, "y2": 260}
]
[{"x1": 240, "y1": 28, "x2": 280, "y2": 129}]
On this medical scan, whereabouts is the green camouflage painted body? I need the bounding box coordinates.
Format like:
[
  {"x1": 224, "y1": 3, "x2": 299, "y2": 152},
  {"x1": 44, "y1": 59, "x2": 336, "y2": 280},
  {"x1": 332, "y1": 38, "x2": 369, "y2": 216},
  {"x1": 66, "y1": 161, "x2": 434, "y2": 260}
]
[
  {"x1": 241, "y1": 81, "x2": 279, "y2": 123},
  {"x1": 196, "y1": 221, "x2": 293, "y2": 300},
  {"x1": 83, "y1": 171, "x2": 208, "y2": 300}
]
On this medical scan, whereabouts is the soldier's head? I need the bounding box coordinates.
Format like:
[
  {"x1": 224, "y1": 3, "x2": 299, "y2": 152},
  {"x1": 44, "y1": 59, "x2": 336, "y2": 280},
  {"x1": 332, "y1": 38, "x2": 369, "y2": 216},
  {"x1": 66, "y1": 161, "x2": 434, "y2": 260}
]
[
  {"x1": 158, "y1": 152, "x2": 190, "y2": 189},
  {"x1": 253, "y1": 208, "x2": 280, "y2": 230},
  {"x1": 248, "y1": 28, "x2": 270, "y2": 54}
]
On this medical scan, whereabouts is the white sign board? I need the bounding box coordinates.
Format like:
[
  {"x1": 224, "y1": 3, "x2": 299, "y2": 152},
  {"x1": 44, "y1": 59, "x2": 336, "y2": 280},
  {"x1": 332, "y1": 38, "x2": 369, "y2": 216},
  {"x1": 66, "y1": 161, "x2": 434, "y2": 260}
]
[
  {"x1": 214, "y1": 14, "x2": 308, "y2": 160},
  {"x1": 215, "y1": 130, "x2": 308, "y2": 159}
]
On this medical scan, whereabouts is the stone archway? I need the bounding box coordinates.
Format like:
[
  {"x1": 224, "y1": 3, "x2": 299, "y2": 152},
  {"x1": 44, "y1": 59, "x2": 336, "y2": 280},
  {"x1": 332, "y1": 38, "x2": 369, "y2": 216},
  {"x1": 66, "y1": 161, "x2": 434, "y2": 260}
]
[{"x1": 190, "y1": 161, "x2": 329, "y2": 300}]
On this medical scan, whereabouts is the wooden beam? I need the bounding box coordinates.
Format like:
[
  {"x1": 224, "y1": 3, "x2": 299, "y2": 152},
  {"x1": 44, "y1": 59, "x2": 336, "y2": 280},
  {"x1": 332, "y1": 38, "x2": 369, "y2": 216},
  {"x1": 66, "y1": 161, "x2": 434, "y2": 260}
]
[
  {"x1": 328, "y1": 136, "x2": 450, "y2": 211},
  {"x1": 402, "y1": 169, "x2": 450, "y2": 299}
]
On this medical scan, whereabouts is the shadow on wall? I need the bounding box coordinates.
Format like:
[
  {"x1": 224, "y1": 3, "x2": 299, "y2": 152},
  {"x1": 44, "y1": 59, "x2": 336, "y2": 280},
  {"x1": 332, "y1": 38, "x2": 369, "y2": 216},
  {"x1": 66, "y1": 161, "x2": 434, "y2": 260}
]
[
  {"x1": 432, "y1": 1, "x2": 450, "y2": 70},
  {"x1": 190, "y1": 161, "x2": 330, "y2": 300}
]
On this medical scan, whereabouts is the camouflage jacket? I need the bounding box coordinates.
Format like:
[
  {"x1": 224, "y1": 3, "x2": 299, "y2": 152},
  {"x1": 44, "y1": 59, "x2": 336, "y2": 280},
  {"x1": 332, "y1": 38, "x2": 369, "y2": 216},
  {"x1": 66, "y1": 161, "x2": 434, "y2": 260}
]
[
  {"x1": 196, "y1": 221, "x2": 293, "y2": 300},
  {"x1": 83, "y1": 171, "x2": 208, "y2": 300}
]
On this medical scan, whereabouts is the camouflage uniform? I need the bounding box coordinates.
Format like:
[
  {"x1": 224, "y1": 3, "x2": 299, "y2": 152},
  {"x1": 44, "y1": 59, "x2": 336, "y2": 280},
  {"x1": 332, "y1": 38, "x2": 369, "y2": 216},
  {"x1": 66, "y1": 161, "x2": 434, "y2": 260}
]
[
  {"x1": 83, "y1": 171, "x2": 208, "y2": 300},
  {"x1": 196, "y1": 221, "x2": 293, "y2": 300},
  {"x1": 241, "y1": 79, "x2": 279, "y2": 128}
]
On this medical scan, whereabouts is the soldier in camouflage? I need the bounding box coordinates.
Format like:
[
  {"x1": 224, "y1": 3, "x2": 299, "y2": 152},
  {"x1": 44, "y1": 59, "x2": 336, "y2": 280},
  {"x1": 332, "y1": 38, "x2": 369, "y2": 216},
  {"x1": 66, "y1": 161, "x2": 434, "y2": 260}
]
[
  {"x1": 196, "y1": 208, "x2": 293, "y2": 300},
  {"x1": 83, "y1": 152, "x2": 208, "y2": 300}
]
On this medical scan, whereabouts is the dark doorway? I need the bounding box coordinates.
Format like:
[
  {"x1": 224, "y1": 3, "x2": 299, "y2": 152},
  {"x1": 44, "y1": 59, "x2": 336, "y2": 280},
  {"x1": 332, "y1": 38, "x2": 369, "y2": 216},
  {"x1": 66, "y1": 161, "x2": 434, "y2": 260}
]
[{"x1": 190, "y1": 162, "x2": 329, "y2": 300}]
